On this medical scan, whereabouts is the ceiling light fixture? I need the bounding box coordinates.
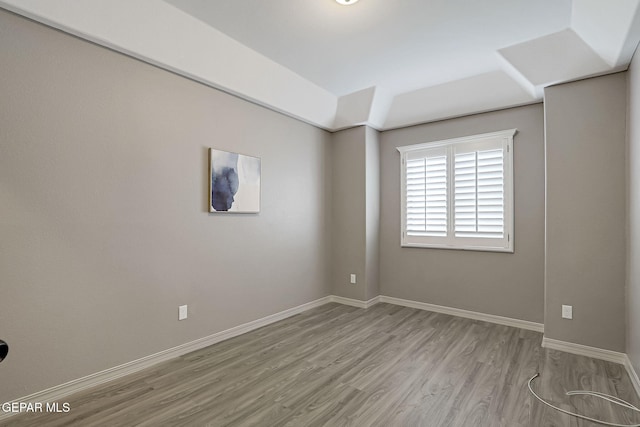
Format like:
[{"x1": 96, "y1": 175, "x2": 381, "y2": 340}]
[{"x1": 336, "y1": 0, "x2": 359, "y2": 5}]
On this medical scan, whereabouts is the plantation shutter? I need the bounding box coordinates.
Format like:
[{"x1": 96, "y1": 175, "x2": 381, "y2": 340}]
[
  {"x1": 454, "y1": 140, "x2": 505, "y2": 239},
  {"x1": 398, "y1": 129, "x2": 514, "y2": 252},
  {"x1": 405, "y1": 147, "x2": 448, "y2": 238}
]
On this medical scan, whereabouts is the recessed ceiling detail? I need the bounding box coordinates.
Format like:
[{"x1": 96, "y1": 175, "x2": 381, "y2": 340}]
[
  {"x1": 1, "y1": 0, "x2": 639, "y2": 131},
  {"x1": 498, "y1": 29, "x2": 612, "y2": 97}
]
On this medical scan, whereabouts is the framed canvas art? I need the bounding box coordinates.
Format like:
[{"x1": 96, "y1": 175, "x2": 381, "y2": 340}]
[{"x1": 209, "y1": 148, "x2": 261, "y2": 213}]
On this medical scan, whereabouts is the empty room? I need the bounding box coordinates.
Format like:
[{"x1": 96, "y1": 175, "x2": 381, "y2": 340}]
[{"x1": 2, "y1": 0, "x2": 640, "y2": 426}]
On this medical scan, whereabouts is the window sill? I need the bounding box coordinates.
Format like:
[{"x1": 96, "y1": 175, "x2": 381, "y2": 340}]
[{"x1": 400, "y1": 242, "x2": 514, "y2": 253}]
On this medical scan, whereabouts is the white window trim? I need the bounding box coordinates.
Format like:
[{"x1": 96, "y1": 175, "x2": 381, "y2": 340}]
[{"x1": 397, "y1": 129, "x2": 516, "y2": 253}]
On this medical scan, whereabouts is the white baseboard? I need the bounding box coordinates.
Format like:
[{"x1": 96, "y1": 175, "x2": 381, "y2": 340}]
[
  {"x1": 541, "y1": 337, "x2": 627, "y2": 364},
  {"x1": 624, "y1": 355, "x2": 640, "y2": 398},
  {"x1": 378, "y1": 295, "x2": 544, "y2": 332},
  {"x1": 330, "y1": 295, "x2": 380, "y2": 309},
  {"x1": 0, "y1": 296, "x2": 332, "y2": 421}
]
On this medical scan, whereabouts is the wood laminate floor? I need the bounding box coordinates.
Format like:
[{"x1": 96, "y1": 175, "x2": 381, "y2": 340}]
[{"x1": 3, "y1": 302, "x2": 640, "y2": 426}]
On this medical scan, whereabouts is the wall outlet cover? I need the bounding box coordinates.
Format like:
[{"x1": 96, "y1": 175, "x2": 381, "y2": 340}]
[
  {"x1": 350, "y1": 274, "x2": 356, "y2": 284},
  {"x1": 179, "y1": 305, "x2": 188, "y2": 320},
  {"x1": 561, "y1": 304, "x2": 572, "y2": 320}
]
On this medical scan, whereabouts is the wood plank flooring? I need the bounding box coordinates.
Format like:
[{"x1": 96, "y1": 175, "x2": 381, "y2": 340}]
[{"x1": 3, "y1": 302, "x2": 640, "y2": 426}]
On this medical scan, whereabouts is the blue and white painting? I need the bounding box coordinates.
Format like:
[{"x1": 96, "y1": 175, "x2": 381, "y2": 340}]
[{"x1": 209, "y1": 148, "x2": 261, "y2": 213}]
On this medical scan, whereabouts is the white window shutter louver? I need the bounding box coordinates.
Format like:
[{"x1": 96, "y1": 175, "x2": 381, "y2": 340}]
[
  {"x1": 406, "y1": 155, "x2": 447, "y2": 237},
  {"x1": 454, "y1": 148, "x2": 504, "y2": 239}
]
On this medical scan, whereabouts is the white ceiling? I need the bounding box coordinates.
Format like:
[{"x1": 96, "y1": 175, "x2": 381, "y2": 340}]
[
  {"x1": 164, "y1": 0, "x2": 573, "y2": 97},
  {"x1": 2, "y1": 0, "x2": 640, "y2": 131}
]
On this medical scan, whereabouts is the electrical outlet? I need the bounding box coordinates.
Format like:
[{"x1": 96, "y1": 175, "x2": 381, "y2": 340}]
[
  {"x1": 350, "y1": 274, "x2": 356, "y2": 284},
  {"x1": 179, "y1": 305, "x2": 188, "y2": 320},
  {"x1": 561, "y1": 305, "x2": 572, "y2": 320}
]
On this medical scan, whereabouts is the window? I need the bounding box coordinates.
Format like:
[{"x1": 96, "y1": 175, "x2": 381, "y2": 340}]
[{"x1": 397, "y1": 129, "x2": 516, "y2": 252}]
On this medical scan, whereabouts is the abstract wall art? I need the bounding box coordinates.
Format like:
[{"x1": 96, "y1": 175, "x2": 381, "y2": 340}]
[{"x1": 209, "y1": 148, "x2": 261, "y2": 213}]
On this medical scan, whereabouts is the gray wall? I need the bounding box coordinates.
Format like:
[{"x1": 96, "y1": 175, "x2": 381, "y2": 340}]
[
  {"x1": 330, "y1": 126, "x2": 380, "y2": 301},
  {"x1": 331, "y1": 127, "x2": 367, "y2": 300},
  {"x1": 544, "y1": 73, "x2": 627, "y2": 352},
  {"x1": 379, "y1": 104, "x2": 545, "y2": 323},
  {"x1": 628, "y1": 53, "x2": 640, "y2": 371},
  {"x1": 365, "y1": 127, "x2": 380, "y2": 301},
  {"x1": 0, "y1": 10, "x2": 332, "y2": 402}
]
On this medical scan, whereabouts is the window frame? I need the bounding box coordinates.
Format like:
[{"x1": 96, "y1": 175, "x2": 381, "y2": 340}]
[{"x1": 397, "y1": 129, "x2": 516, "y2": 253}]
